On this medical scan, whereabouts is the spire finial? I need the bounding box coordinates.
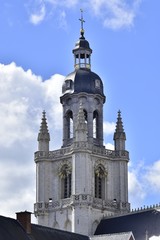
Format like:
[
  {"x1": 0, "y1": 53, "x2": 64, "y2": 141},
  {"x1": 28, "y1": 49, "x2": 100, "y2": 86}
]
[
  {"x1": 79, "y1": 9, "x2": 85, "y2": 37},
  {"x1": 115, "y1": 110, "x2": 124, "y2": 133},
  {"x1": 113, "y1": 110, "x2": 126, "y2": 150},
  {"x1": 38, "y1": 111, "x2": 50, "y2": 140}
]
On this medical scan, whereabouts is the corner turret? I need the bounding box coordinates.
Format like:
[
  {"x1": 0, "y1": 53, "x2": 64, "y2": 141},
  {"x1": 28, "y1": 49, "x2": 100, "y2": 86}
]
[
  {"x1": 114, "y1": 110, "x2": 126, "y2": 151},
  {"x1": 37, "y1": 111, "x2": 50, "y2": 151}
]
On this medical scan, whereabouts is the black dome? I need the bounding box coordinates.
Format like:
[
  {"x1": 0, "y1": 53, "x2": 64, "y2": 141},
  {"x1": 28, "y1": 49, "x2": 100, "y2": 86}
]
[
  {"x1": 73, "y1": 36, "x2": 91, "y2": 52},
  {"x1": 63, "y1": 69, "x2": 105, "y2": 97}
]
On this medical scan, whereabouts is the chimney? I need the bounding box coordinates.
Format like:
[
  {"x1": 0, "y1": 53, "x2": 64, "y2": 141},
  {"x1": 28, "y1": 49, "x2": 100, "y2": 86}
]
[{"x1": 16, "y1": 211, "x2": 32, "y2": 234}]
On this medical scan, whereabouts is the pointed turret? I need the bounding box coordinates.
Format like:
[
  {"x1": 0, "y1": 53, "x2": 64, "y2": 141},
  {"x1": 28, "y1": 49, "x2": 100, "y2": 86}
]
[
  {"x1": 74, "y1": 102, "x2": 87, "y2": 142},
  {"x1": 114, "y1": 110, "x2": 126, "y2": 151},
  {"x1": 38, "y1": 111, "x2": 50, "y2": 151}
]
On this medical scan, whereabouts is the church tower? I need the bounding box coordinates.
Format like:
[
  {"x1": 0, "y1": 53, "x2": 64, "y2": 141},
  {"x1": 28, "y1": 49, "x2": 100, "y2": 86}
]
[{"x1": 34, "y1": 13, "x2": 130, "y2": 236}]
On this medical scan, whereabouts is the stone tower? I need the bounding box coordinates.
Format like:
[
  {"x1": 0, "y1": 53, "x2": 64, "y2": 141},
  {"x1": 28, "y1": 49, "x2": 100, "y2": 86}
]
[{"x1": 34, "y1": 15, "x2": 130, "y2": 236}]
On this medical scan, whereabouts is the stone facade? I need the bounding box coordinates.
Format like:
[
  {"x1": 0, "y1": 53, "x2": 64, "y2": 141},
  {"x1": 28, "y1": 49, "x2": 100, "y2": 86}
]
[{"x1": 34, "y1": 24, "x2": 130, "y2": 236}]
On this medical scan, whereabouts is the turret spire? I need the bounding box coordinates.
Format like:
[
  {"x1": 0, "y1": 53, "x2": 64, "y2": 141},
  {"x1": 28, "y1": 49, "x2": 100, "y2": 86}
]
[
  {"x1": 114, "y1": 110, "x2": 126, "y2": 151},
  {"x1": 115, "y1": 110, "x2": 125, "y2": 133},
  {"x1": 38, "y1": 111, "x2": 50, "y2": 151}
]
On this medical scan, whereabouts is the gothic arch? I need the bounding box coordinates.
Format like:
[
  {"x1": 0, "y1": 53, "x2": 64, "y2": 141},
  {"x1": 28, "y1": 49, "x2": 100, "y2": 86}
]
[
  {"x1": 94, "y1": 164, "x2": 107, "y2": 199},
  {"x1": 93, "y1": 110, "x2": 99, "y2": 138},
  {"x1": 59, "y1": 163, "x2": 72, "y2": 199},
  {"x1": 65, "y1": 110, "x2": 73, "y2": 139},
  {"x1": 83, "y1": 109, "x2": 88, "y2": 122}
]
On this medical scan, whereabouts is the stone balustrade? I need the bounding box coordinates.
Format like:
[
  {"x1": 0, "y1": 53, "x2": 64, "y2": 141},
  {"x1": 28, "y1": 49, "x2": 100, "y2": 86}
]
[
  {"x1": 34, "y1": 143, "x2": 129, "y2": 160},
  {"x1": 34, "y1": 194, "x2": 130, "y2": 216}
]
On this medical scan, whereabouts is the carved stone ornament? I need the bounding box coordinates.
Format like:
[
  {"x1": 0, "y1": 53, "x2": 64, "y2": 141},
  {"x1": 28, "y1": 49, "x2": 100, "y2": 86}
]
[{"x1": 58, "y1": 161, "x2": 72, "y2": 179}]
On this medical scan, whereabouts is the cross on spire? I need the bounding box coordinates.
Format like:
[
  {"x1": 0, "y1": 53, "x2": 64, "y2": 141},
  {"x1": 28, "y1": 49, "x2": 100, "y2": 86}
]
[{"x1": 79, "y1": 9, "x2": 85, "y2": 37}]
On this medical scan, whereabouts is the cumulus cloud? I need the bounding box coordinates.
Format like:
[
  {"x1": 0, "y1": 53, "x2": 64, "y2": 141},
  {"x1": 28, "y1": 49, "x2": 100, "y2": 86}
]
[
  {"x1": 90, "y1": 0, "x2": 142, "y2": 29},
  {"x1": 27, "y1": 0, "x2": 142, "y2": 29},
  {"x1": 144, "y1": 160, "x2": 160, "y2": 192},
  {"x1": 128, "y1": 169, "x2": 146, "y2": 208},
  {"x1": 103, "y1": 121, "x2": 115, "y2": 135},
  {"x1": 29, "y1": 2, "x2": 46, "y2": 25},
  {"x1": 0, "y1": 62, "x2": 64, "y2": 219},
  {"x1": 128, "y1": 159, "x2": 160, "y2": 210},
  {"x1": 105, "y1": 143, "x2": 114, "y2": 150}
]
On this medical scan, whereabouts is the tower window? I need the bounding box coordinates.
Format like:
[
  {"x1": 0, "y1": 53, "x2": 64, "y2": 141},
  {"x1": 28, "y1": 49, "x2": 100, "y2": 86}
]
[
  {"x1": 94, "y1": 165, "x2": 106, "y2": 199},
  {"x1": 59, "y1": 164, "x2": 72, "y2": 199},
  {"x1": 83, "y1": 109, "x2": 88, "y2": 123},
  {"x1": 64, "y1": 173, "x2": 71, "y2": 198},
  {"x1": 95, "y1": 79, "x2": 100, "y2": 88},
  {"x1": 65, "y1": 80, "x2": 72, "y2": 90},
  {"x1": 93, "y1": 111, "x2": 98, "y2": 138},
  {"x1": 66, "y1": 111, "x2": 73, "y2": 139}
]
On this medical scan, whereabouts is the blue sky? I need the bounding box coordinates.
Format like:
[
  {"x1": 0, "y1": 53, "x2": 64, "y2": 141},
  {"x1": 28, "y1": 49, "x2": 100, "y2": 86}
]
[{"x1": 0, "y1": 0, "x2": 160, "y2": 222}]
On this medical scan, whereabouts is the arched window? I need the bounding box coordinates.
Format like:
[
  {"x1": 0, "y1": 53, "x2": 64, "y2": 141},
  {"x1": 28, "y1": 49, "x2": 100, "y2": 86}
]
[
  {"x1": 59, "y1": 164, "x2": 72, "y2": 199},
  {"x1": 83, "y1": 109, "x2": 88, "y2": 123},
  {"x1": 95, "y1": 165, "x2": 106, "y2": 199},
  {"x1": 93, "y1": 111, "x2": 98, "y2": 138},
  {"x1": 66, "y1": 111, "x2": 73, "y2": 139}
]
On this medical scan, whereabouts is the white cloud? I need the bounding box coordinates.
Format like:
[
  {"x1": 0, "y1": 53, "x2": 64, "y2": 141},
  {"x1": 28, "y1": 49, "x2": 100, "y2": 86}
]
[
  {"x1": 27, "y1": 0, "x2": 142, "y2": 29},
  {"x1": 58, "y1": 10, "x2": 68, "y2": 30},
  {"x1": 144, "y1": 160, "x2": 160, "y2": 192},
  {"x1": 103, "y1": 121, "x2": 115, "y2": 135},
  {"x1": 128, "y1": 159, "x2": 160, "y2": 210},
  {"x1": 0, "y1": 62, "x2": 64, "y2": 219},
  {"x1": 29, "y1": 3, "x2": 46, "y2": 25},
  {"x1": 128, "y1": 170, "x2": 146, "y2": 208},
  {"x1": 105, "y1": 143, "x2": 114, "y2": 150},
  {"x1": 90, "y1": 0, "x2": 142, "y2": 29}
]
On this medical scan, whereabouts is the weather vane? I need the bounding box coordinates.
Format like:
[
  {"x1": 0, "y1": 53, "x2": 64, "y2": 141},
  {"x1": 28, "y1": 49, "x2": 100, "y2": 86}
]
[{"x1": 79, "y1": 9, "x2": 85, "y2": 31}]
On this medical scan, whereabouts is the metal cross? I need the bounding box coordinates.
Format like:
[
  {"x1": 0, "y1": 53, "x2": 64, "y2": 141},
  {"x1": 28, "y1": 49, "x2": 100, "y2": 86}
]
[{"x1": 79, "y1": 9, "x2": 85, "y2": 30}]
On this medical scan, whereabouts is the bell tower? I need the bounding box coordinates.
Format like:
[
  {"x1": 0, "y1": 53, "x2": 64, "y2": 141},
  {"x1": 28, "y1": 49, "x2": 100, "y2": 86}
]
[{"x1": 34, "y1": 12, "x2": 130, "y2": 236}]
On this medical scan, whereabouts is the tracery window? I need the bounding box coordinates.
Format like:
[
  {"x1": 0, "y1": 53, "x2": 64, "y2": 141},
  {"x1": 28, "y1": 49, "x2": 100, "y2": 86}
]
[
  {"x1": 59, "y1": 164, "x2": 72, "y2": 199},
  {"x1": 95, "y1": 164, "x2": 106, "y2": 199}
]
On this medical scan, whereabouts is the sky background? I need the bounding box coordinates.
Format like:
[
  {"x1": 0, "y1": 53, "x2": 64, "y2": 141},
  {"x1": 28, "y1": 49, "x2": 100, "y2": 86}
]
[{"x1": 0, "y1": 0, "x2": 160, "y2": 226}]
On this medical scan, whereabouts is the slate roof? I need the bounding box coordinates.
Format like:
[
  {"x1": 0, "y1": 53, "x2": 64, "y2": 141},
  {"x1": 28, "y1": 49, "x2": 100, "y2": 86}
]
[
  {"x1": 0, "y1": 215, "x2": 30, "y2": 240},
  {"x1": 95, "y1": 209, "x2": 160, "y2": 240},
  {"x1": 63, "y1": 69, "x2": 105, "y2": 97},
  {"x1": 0, "y1": 214, "x2": 89, "y2": 240},
  {"x1": 31, "y1": 223, "x2": 89, "y2": 240},
  {"x1": 91, "y1": 232, "x2": 134, "y2": 240}
]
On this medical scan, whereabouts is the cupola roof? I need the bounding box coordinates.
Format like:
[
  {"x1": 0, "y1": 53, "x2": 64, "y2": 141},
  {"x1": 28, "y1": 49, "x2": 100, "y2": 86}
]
[{"x1": 62, "y1": 10, "x2": 105, "y2": 100}]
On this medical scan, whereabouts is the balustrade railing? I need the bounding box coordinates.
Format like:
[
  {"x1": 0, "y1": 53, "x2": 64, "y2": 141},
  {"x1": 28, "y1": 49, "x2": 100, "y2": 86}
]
[
  {"x1": 34, "y1": 194, "x2": 129, "y2": 214},
  {"x1": 35, "y1": 144, "x2": 129, "y2": 160}
]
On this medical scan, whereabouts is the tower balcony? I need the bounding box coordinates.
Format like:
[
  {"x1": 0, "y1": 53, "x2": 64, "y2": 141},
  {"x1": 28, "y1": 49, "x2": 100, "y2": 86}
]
[
  {"x1": 34, "y1": 144, "x2": 129, "y2": 161},
  {"x1": 34, "y1": 194, "x2": 130, "y2": 216}
]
